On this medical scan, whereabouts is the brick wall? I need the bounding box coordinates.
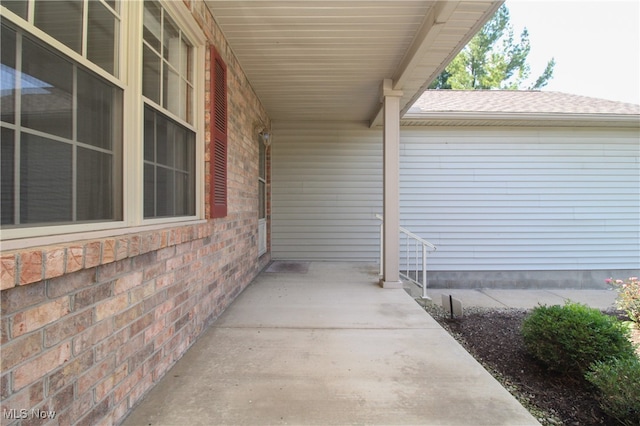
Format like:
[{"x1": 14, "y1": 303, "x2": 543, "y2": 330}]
[{"x1": 0, "y1": 2, "x2": 271, "y2": 424}]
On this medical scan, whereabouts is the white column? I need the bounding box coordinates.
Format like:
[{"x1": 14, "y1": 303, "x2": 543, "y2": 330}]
[{"x1": 381, "y1": 79, "x2": 403, "y2": 288}]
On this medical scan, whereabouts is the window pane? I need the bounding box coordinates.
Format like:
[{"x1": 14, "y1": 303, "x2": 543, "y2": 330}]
[
  {"x1": 181, "y1": 39, "x2": 190, "y2": 81},
  {"x1": 156, "y1": 113, "x2": 171, "y2": 166},
  {"x1": 163, "y1": 63, "x2": 181, "y2": 118},
  {"x1": 87, "y1": 0, "x2": 118, "y2": 76},
  {"x1": 1, "y1": 23, "x2": 17, "y2": 124},
  {"x1": 143, "y1": 45, "x2": 161, "y2": 104},
  {"x1": 1, "y1": 127, "x2": 15, "y2": 225},
  {"x1": 2, "y1": 1, "x2": 27, "y2": 19},
  {"x1": 143, "y1": 0, "x2": 161, "y2": 52},
  {"x1": 174, "y1": 125, "x2": 187, "y2": 170},
  {"x1": 185, "y1": 82, "x2": 193, "y2": 124},
  {"x1": 21, "y1": 36, "x2": 73, "y2": 138},
  {"x1": 20, "y1": 133, "x2": 72, "y2": 223},
  {"x1": 163, "y1": 14, "x2": 180, "y2": 68},
  {"x1": 34, "y1": 0, "x2": 83, "y2": 54},
  {"x1": 144, "y1": 163, "x2": 155, "y2": 217},
  {"x1": 77, "y1": 147, "x2": 119, "y2": 221},
  {"x1": 144, "y1": 106, "x2": 155, "y2": 161},
  {"x1": 143, "y1": 107, "x2": 195, "y2": 218},
  {"x1": 156, "y1": 166, "x2": 174, "y2": 216},
  {"x1": 77, "y1": 68, "x2": 122, "y2": 149}
]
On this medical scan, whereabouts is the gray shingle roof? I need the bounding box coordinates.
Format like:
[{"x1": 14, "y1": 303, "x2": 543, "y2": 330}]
[{"x1": 408, "y1": 90, "x2": 640, "y2": 115}]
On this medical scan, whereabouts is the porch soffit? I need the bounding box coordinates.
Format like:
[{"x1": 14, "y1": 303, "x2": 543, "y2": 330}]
[{"x1": 204, "y1": 1, "x2": 502, "y2": 126}]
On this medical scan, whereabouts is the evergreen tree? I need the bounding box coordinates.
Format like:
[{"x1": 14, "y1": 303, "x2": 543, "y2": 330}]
[{"x1": 431, "y1": 5, "x2": 555, "y2": 90}]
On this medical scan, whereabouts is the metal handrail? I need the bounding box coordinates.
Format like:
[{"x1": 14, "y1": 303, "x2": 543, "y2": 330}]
[{"x1": 376, "y1": 214, "x2": 437, "y2": 299}]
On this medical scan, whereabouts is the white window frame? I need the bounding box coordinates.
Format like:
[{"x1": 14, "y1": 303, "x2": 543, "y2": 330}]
[{"x1": 0, "y1": 0, "x2": 206, "y2": 247}]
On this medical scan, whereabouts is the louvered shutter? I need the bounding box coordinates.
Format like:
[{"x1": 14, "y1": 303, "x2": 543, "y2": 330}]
[{"x1": 210, "y1": 47, "x2": 227, "y2": 218}]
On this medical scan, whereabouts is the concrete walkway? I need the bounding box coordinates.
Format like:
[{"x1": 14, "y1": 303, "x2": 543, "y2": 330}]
[
  {"x1": 425, "y1": 287, "x2": 617, "y2": 311},
  {"x1": 123, "y1": 262, "x2": 542, "y2": 425}
]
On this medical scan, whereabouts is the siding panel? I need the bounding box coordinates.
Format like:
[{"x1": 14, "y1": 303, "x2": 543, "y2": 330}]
[
  {"x1": 400, "y1": 127, "x2": 640, "y2": 271},
  {"x1": 271, "y1": 122, "x2": 382, "y2": 260},
  {"x1": 272, "y1": 123, "x2": 640, "y2": 271}
]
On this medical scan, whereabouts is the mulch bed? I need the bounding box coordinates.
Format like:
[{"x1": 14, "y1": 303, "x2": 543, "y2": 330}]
[{"x1": 424, "y1": 305, "x2": 625, "y2": 425}]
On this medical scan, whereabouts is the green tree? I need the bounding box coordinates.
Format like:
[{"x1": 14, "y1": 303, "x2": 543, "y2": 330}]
[{"x1": 431, "y1": 5, "x2": 555, "y2": 90}]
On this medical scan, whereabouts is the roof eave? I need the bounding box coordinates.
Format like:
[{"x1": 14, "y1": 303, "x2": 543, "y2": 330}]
[{"x1": 400, "y1": 112, "x2": 640, "y2": 128}]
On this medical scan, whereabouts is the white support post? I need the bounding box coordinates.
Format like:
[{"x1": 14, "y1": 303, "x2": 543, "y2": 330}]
[{"x1": 380, "y1": 79, "x2": 403, "y2": 289}]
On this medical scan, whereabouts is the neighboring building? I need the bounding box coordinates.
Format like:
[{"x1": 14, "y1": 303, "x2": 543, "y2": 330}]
[
  {"x1": 272, "y1": 91, "x2": 640, "y2": 288},
  {"x1": 0, "y1": 1, "x2": 501, "y2": 424}
]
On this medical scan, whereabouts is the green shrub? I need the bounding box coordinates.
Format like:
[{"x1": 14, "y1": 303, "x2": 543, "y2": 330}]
[
  {"x1": 521, "y1": 302, "x2": 635, "y2": 376},
  {"x1": 586, "y1": 357, "x2": 640, "y2": 426}
]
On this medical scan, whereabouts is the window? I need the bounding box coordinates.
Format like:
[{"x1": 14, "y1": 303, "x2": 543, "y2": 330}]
[
  {"x1": 210, "y1": 47, "x2": 227, "y2": 218},
  {"x1": 1, "y1": 8, "x2": 122, "y2": 227},
  {"x1": 0, "y1": 0, "x2": 204, "y2": 240},
  {"x1": 142, "y1": 0, "x2": 196, "y2": 219}
]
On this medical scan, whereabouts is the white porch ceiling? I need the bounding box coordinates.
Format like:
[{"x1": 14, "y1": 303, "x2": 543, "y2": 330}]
[{"x1": 205, "y1": 1, "x2": 502, "y2": 125}]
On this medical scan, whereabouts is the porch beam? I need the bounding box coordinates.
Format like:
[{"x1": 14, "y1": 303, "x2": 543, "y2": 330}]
[{"x1": 380, "y1": 79, "x2": 403, "y2": 289}]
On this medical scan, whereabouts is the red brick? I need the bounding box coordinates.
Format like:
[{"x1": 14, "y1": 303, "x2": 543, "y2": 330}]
[
  {"x1": 112, "y1": 366, "x2": 143, "y2": 404},
  {"x1": 115, "y1": 238, "x2": 129, "y2": 261},
  {"x1": 56, "y1": 391, "x2": 92, "y2": 426},
  {"x1": 13, "y1": 342, "x2": 71, "y2": 390},
  {"x1": 1, "y1": 281, "x2": 46, "y2": 315},
  {"x1": 51, "y1": 383, "x2": 74, "y2": 414},
  {"x1": 1, "y1": 379, "x2": 45, "y2": 414},
  {"x1": 128, "y1": 373, "x2": 153, "y2": 408},
  {"x1": 44, "y1": 309, "x2": 93, "y2": 348},
  {"x1": 95, "y1": 293, "x2": 128, "y2": 322},
  {"x1": 144, "y1": 318, "x2": 165, "y2": 344},
  {"x1": 44, "y1": 248, "x2": 66, "y2": 279},
  {"x1": 19, "y1": 251, "x2": 43, "y2": 285},
  {"x1": 77, "y1": 355, "x2": 115, "y2": 395},
  {"x1": 13, "y1": 298, "x2": 71, "y2": 338},
  {"x1": 94, "y1": 328, "x2": 128, "y2": 362},
  {"x1": 73, "y1": 320, "x2": 113, "y2": 356},
  {"x1": 49, "y1": 349, "x2": 93, "y2": 393},
  {"x1": 1, "y1": 253, "x2": 17, "y2": 290},
  {"x1": 114, "y1": 271, "x2": 143, "y2": 295},
  {"x1": 84, "y1": 241, "x2": 102, "y2": 269},
  {"x1": 95, "y1": 363, "x2": 127, "y2": 401},
  {"x1": 65, "y1": 245, "x2": 84, "y2": 273},
  {"x1": 129, "y1": 312, "x2": 154, "y2": 337},
  {"x1": 47, "y1": 269, "x2": 95, "y2": 299},
  {"x1": 114, "y1": 303, "x2": 143, "y2": 330},
  {"x1": 96, "y1": 258, "x2": 132, "y2": 281},
  {"x1": 116, "y1": 333, "x2": 144, "y2": 365},
  {"x1": 73, "y1": 282, "x2": 112, "y2": 311},
  {"x1": 129, "y1": 236, "x2": 141, "y2": 257},
  {"x1": 77, "y1": 398, "x2": 109, "y2": 426},
  {"x1": 0, "y1": 332, "x2": 43, "y2": 370},
  {"x1": 130, "y1": 281, "x2": 155, "y2": 304},
  {"x1": 102, "y1": 239, "x2": 116, "y2": 264}
]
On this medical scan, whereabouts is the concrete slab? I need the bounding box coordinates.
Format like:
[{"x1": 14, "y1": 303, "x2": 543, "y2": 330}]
[
  {"x1": 548, "y1": 289, "x2": 618, "y2": 310},
  {"x1": 427, "y1": 289, "x2": 508, "y2": 309},
  {"x1": 479, "y1": 289, "x2": 566, "y2": 309},
  {"x1": 123, "y1": 262, "x2": 539, "y2": 426}
]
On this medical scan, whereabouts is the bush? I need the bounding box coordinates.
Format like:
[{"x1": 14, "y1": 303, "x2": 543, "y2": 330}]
[
  {"x1": 586, "y1": 357, "x2": 640, "y2": 426},
  {"x1": 521, "y1": 301, "x2": 636, "y2": 376},
  {"x1": 606, "y1": 277, "x2": 640, "y2": 323}
]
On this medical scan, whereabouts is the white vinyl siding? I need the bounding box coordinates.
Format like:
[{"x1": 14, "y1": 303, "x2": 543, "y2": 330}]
[
  {"x1": 272, "y1": 123, "x2": 639, "y2": 272},
  {"x1": 400, "y1": 127, "x2": 640, "y2": 271},
  {"x1": 271, "y1": 122, "x2": 382, "y2": 260}
]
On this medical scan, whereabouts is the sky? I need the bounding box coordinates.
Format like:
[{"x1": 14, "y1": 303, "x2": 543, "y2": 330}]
[{"x1": 505, "y1": 0, "x2": 640, "y2": 105}]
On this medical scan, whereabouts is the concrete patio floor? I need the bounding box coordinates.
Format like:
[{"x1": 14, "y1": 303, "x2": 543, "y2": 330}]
[{"x1": 122, "y1": 261, "x2": 541, "y2": 425}]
